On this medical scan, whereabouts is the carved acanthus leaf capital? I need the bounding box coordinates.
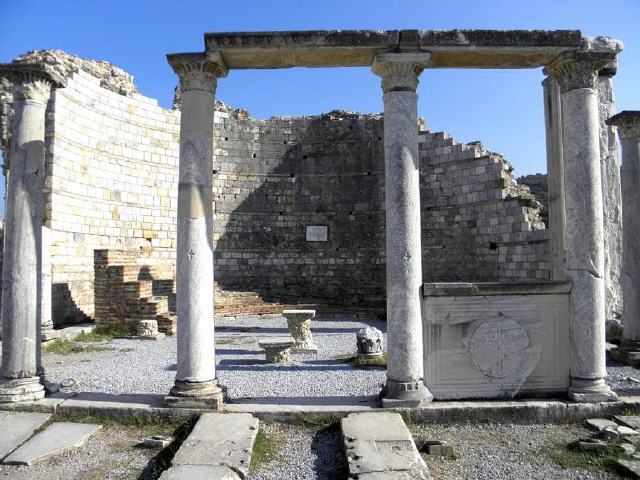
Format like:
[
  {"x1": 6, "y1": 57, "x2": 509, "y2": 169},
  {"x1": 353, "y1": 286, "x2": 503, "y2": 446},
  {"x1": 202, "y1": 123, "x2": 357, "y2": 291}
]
[
  {"x1": 12, "y1": 75, "x2": 53, "y2": 103},
  {"x1": 607, "y1": 111, "x2": 640, "y2": 141},
  {"x1": 372, "y1": 53, "x2": 431, "y2": 93},
  {"x1": 0, "y1": 63, "x2": 64, "y2": 104},
  {"x1": 544, "y1": 52, "x2": 614, "y2": 93},
  {"x1": 167, "y1": 52, "x2": 228, "y2": 94}
]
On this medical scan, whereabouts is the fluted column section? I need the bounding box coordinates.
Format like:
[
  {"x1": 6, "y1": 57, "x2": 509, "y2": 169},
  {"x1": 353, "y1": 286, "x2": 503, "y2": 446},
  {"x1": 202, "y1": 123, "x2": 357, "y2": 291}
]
[
  {"x1": 373, "y1": 52, "x2": 433, "y2": 407},
  {"x1": 165, "y1": 53, "x2": 227, "y2": 409},
  {"x1": 0, "y1": 66, "x2": 59, "y2": 402},
  {"x1": 607, "y1": 112, "x2": 640, "y2": 350},
  {"x1": 546, "y1": 52, "x2": 617, "y2": 402}
]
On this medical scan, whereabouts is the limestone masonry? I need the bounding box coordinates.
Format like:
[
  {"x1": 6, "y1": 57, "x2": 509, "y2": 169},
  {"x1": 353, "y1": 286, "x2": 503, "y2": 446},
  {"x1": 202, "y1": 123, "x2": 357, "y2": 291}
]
[{"x1": 0, "y1": 48, "x2": 594, "y2": 326}]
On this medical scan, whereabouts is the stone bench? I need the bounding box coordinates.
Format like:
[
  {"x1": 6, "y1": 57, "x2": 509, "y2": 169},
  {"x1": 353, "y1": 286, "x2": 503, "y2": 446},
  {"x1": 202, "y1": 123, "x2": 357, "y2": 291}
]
[
  {"x1": 283, "y1": 309, "x2": 317, "y2": 353},
  {"x1": 258, "y1": 337, "x2": 295, "y2": 363}
]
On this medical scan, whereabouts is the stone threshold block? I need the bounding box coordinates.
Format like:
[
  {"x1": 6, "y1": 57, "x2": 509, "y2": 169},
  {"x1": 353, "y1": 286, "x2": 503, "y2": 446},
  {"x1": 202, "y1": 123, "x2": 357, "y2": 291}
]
[
  {"x1": 161, "y1": 412, "x2": 259, "y2": 479},
  {"x1": 0, "y1": 412, "x2": 51, "y2": 461},
  {"x1": 2, "y1": 422, "x2": 102, "y2": 465},
  {"x1": 258, "y1": 337, "x2": 295, "y2": 363},
  {"x1": 341, "y1": 411, "x2": 431, "y2": 479},
  {"x1": 283, "y1": 309, "x2": 318, "y2": 353}
]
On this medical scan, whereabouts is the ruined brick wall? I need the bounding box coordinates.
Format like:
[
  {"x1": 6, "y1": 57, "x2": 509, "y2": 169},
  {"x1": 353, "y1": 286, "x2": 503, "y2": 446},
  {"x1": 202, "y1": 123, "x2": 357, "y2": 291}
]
[{"x1": 0, "y1": 51, "x2": 551, "y2": 323}]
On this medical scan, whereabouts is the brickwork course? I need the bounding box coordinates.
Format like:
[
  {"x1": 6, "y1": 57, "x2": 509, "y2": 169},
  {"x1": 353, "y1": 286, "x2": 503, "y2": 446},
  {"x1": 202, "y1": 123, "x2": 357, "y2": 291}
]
[{"x1": 0, "y1": 50, "x2": 553, "y2": 326}]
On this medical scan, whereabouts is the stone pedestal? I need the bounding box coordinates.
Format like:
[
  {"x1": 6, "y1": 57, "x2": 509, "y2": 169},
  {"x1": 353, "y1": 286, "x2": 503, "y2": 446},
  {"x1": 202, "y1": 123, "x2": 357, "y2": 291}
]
[
  {"x1": 283, "y1": 309, "x2": 317, "y2": 353},
  {"x1": 135, "y1": 319, "x2": 165, "y2": 340},
  {"x1": 164, "y1": 53, "x2": 227, "y2": 410},
  {"x1": 607, "y1": 111, "x2": 640, "y2": 363},
  {"x1": 0, "y1": 65, "x2": 64, "y2": 403},
  {"x1": 372, "y1": 53, "x2": 433, "y2": 407},
  {"x1": 545, "y1": 52, "x2": 617, "y2": 402}
]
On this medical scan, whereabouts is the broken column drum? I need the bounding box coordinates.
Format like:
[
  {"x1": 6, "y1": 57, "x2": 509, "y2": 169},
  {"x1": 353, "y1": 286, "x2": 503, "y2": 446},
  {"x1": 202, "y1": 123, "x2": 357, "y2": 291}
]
[
  {"x1": 546, "y1": 51, "x2": 617, "y2": 402},
  {"x1": 607, "y1": 111, "x2": 640, "y2": 352},
  {"x1": 372, "y1": 53, "x2": 433, "y2": 407},
  {"x1": 164, "y1": 54, "x2": 228, "y2": 409},
  {"x1": 0, "y1": 65, "x2": 62, "y2": 403}
]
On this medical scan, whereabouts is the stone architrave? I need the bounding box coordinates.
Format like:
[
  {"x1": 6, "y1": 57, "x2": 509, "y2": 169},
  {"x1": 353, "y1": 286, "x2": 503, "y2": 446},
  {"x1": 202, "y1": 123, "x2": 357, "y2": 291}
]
[
  {"x1": 606, "y1": 111, "x2": 640, "y2": 358},
  {"x1": 283, "y1": 309, "x2": 317, "y2": 353},
  {"x1": 372, "y1": 52, "x2": 433, "y2": 407},
  {"x1": 545, "y1": 50, "x2": 617, "y2": 402},
  {"x1": 0, "y1": 64, "x2": 64, "y2": 403},
  {"x1": 164, "y1": 52, "x2": 228, "y2": 409},
  {"x1": 598, "y1": 65, "x2": 624, "y2": 324}
]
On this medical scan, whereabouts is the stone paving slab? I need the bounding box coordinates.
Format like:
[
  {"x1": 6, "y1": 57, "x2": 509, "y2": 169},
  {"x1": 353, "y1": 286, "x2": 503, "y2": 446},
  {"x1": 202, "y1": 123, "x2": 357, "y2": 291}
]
[
  {"x1": 2, "y1": 421, "x2": 101, "y2": 465},
  {"x1": 171, "y1": 412, "x2": 259, "y2": 478},
  {"x1": 341, "y1": 412, "x2": 431, "y2": 479},
  {"x1": 614, "y1": 415, "x2": 640, "y2": 430},
  {"x1": 617, "y1": 459, "x2": 640, "y2": 478},
  {"x1": 159, "y1": 464, "x2": 240, "y2": 480},
  {"x1": 0, "y1": 412, "x2": 51, "y2": 460}
]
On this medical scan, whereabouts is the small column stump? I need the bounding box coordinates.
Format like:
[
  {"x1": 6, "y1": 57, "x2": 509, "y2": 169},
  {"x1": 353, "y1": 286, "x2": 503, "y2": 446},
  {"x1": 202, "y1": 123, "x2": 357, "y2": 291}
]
[
  {"x1": 258, "y1": 337, "x2": 295, "y2": 363},
  {"x1": 283, "y1": 309, "x2": 318, "y2": 353}
]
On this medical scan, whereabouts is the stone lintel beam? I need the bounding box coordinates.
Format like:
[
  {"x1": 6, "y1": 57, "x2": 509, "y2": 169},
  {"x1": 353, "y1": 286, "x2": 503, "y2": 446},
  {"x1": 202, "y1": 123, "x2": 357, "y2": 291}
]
[{"x1": 203, "y1": 29, "x2": 584, "y2": 69}]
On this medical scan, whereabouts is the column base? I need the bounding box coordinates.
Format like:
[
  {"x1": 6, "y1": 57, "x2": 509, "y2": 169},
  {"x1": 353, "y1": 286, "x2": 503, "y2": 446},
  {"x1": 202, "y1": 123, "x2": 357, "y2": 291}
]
[
  {"x1": 164, "y1": 379, "x2": 225, "y2": 410},
  {"x1": 381, "y1": 379, "x2": 433, "y2": 408},
  {"x1": 610, "y1": 340, "x2": 640, "y2": 365},
  {"x1": 568, "y1": 377, "x2": 618, "y2": 403},
  {"x1": 0, "y1": 376, "x2": 45, "y2": 403},
  {"x1": 41, "y1": 327, "x2": 60, "y2": 342}
]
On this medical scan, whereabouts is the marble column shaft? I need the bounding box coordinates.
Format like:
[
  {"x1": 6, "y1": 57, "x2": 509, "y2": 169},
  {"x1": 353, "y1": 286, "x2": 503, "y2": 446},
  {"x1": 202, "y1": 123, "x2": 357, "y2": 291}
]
[
  {"x1": 542, "y1": 76, "x2": 566, "y2": 281},
  {"x1": 0, "y1": 71, "x2": 53, "y2": 402},
  {"x1": 546, "y1": 52, "x2": 616, "y2": 401},
  {"x1": 607, "y1": 112, "x2": 640, "y2": 342},
  {"x1": 165, "y1": 53, "x2": 227, "y2": 408},
  {"x1": 598, "y1": 70, "x2": 624, "y2": 323},
  {"x1": 372, "y1": 53, "x2": 433, "y2": 406}
]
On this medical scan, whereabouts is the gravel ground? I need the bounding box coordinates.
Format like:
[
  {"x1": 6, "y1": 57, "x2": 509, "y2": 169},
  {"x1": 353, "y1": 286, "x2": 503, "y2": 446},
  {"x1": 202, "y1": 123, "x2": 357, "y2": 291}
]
[
  {"x1": 606, "y1": 357, "x2": 640, "y2": 396},
  {"x1": 0, "y1": 422, "x2": 173, "y2": 480},
  {"x1": 26, "y1": 316, "x2": 387, "y2": 400},
  {"x1": 411, "y1": 422, "x2": 623, "y2": 480},
  {"x1": 248, "y1": 422, "x2": 347, "y2": 480}
]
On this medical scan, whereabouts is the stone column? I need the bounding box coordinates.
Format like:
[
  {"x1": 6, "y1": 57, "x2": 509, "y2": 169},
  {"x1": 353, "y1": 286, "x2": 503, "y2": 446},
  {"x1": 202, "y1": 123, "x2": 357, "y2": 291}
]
[
  {"x1": 606, "y1": 111, "x2": 640, "y2": 354},
  {"x1": 598, "y1": 66, "x2": 624, "y2": 325},
  {"x1": 545, "y1": 52, "x2": 617, "y2": 402},
  {"x1": 372, "y1": 52, "x2": 433, "y2": 407},
  {"x1": 542, "y1": 76, "x2": 565, "y2": 281},
  {"x1": 164, "y1": 53, "x2": 227, "y2": 409},
  {"x1": 40, "y1": 225, "x2": 55, "y2": 342},
  {"x1": 0, "y1": 65, "x2": 63, "y2": 403}
]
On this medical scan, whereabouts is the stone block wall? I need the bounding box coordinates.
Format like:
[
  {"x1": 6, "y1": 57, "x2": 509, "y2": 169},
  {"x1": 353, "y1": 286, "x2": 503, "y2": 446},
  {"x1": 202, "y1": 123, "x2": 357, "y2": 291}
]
[{"x1": 0, "y1": 51, "x2": 551, "y2": 324}]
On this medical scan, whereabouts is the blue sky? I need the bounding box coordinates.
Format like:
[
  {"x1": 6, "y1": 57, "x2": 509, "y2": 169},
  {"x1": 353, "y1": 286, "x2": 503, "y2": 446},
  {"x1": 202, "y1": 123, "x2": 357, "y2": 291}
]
[{"x1": 0, "y1": 0, "x2": 638, "y2": 216}]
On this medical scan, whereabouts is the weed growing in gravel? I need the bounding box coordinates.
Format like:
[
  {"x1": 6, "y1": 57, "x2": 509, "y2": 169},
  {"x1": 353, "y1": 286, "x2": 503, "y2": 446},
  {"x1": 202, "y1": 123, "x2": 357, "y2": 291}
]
[
  {"x1": 43, "y1": 339, "x2": 110, "y2": 355},
  {"x1": 250, "y1": 426, "x2": 284, "y2": 471},
  {"x1": 333, "y1": 352, "x2": 387, "y2": 368},
  {"x1": 545, "y1": 442, "x2": 635, "y2": 474},
  {"x1": 296, "y1": 412, "x2": 343, "y2": 428}
]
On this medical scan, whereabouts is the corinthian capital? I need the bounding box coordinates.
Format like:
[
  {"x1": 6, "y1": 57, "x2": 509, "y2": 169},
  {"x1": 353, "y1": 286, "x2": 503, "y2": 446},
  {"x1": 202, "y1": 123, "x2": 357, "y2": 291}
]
[
  {"x1": 0, "y1": 63, "x2": 66, "y2": 104},
  {"x1": 607, "y1": 111, "x2": 640, "y2": 141},
  {"x1": 167, "y1": 52, "x2": 228, "y2": 94},
  {"x1": 544, "y1": 52, "x2": 614, "y2": 93},
  {"x1": 372, "y1": 53, "x2": 431, "y2": 93}
]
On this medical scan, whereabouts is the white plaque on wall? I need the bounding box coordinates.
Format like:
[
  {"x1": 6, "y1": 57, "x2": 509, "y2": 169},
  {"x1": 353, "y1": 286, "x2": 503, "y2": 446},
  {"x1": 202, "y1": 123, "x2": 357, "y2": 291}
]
[{"x1": 306, "y1": 225, "x2": 328, "y2": 242}]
